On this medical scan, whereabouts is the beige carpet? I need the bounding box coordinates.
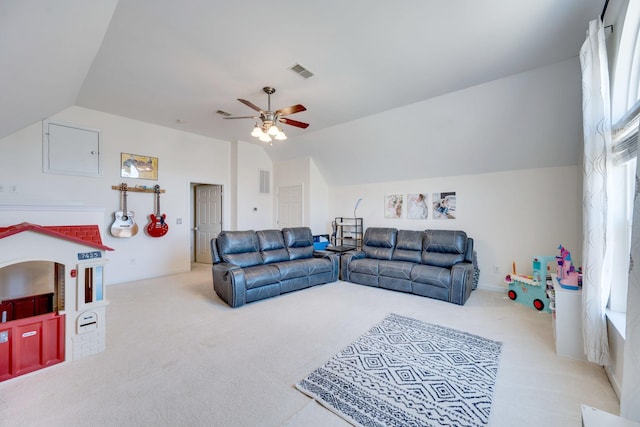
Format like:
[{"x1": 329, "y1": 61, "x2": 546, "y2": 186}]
[{"x1": 0, "y1": 264, "x2": 619, "y2": 426}]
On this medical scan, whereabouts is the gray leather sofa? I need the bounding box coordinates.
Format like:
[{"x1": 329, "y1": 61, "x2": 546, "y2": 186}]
[
  {"x1": 341, "y1": 228, "x2": 475, "y2": 305},
  {"x1": 210, "y1": 227, "x2": 339, "y2": 307}
]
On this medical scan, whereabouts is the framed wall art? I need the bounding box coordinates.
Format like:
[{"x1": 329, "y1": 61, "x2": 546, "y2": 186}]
[
  {"x1": 120, "y1": 153, "x2": 158, "y2": 180},
  {"x1": 384, "y1": 194, "x2": 403, "y2": 219},
  {"x1": 432, "y1": 192, "x2": 456, "y2": 219},
  {"x1": 407, "y1": 193, "x2": 429, "y2": 219}
]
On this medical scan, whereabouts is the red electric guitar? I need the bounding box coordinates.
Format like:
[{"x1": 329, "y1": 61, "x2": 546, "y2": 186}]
[{"x1": 146, "y1": 185, "x2": 168, "y2": 237}]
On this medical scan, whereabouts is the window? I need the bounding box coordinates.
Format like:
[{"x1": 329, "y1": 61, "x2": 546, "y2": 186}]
[
  {"x1": 608, "y1": 0, "x2": 640, "y2": 315},
  {"x1": 610, "y1": 157, "x2": 635, "y2": 313},
  {"x1": 77, "y1": 263, "x2": 105, "y2": 310}
]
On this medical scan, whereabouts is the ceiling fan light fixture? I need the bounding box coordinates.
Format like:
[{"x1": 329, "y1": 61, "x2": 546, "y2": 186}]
[
  {"x1": 275, "y1": 128, "x2": 287, "y2": 140},
  {"x1": 259, "y1": 132, "x2": 272, "y2": 143},
  {"x1": 267, "y1": 125, "x2": 279, "y2": 136},
  {"x1": 251, "y1": 124, "x2": 262, "y2": 137},
  {"x1": 227, "y1": 86, "x2": 308, "y2": 142}
]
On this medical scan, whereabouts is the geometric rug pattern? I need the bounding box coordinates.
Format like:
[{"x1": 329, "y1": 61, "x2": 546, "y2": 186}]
[{"x1": 296, "y1": 313, "x2": 502, "y2": 427}]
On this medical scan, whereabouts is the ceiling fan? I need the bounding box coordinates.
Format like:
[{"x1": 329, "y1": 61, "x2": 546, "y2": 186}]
[{"x1": 224, "y1": 86, "x2": 309, "y2": 142}]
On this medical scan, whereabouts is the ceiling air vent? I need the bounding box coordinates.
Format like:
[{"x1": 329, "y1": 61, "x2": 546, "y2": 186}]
[
  {"x1": 289, "y1": 63, "x2": 314, "y2": 79},
  {"x1": 216, "y1": 110, "x2": 231, "y2": 117}
]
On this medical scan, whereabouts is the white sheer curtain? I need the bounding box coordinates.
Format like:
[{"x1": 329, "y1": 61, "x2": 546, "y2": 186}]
[{"x1": 579, "y1": 18, "x2": 613, "y2": 365}]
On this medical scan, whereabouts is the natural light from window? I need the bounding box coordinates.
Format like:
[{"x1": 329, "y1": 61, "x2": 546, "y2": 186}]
[{"x1": 609, "y1": 0, "x2": 640, "y2": 322}]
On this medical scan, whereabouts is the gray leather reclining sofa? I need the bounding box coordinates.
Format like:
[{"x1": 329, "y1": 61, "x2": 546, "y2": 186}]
[
  {"x1": 210, "y1": 227, "x2": 339, "y2": 307},
  {"x1": 341, "y1": 228, "x2": 475, "y2": 305}
]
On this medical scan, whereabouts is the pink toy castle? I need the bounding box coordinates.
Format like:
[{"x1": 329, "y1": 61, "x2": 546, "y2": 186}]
[{"x1": 556, "y1": 245, "x2": 581, "y2": 290}]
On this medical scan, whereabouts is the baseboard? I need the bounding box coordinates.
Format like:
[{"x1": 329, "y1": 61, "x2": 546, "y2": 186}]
[
  {"x1": 605, "y1": 363, "x2": 622, "y2": 400},
  {"x1": 476, "y1": 283, "x2": 506, "y2": 293}
]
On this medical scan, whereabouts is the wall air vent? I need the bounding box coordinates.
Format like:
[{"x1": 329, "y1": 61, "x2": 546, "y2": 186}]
[
  {"x1": 216, "y1": 110, "x2": 231, "y2": 117},
  {"x1": 259, "y1": 170, "x2": 270, "y2": 194},
  {"x1": 289, "y1": 63, "x2": 314, "y2": 79}
]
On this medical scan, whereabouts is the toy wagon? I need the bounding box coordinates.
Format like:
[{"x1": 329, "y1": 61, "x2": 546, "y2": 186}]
[{"x1": 506, "y1": 255, "x2": 556, "y2": 312}]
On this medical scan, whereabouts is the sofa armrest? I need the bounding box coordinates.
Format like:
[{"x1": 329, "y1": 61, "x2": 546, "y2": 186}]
[
  {"x1": 313, "y1": 250, "x2": 332, "y2": 258},
  {"x1": 341, "y1": 251, "x2": 365, "y2": 281},
  {"x1": 342, "y1": 250, "x2": 365, "y2": 262},
  {"x1": 464, "y1": 237, "x2": 474, "y2": 263},
  {"x1": 210, "y1": 238, "x2": 222, "y2": 263},
  {"x1": 314, "y1": 251, "x2": 340, "y2": 282},
  {"x1": 450, "y1": 262, "x2": 474, "y2": 305},
  {"x1": 212, "y1": 262, "x2": 246, "y2": 308}
]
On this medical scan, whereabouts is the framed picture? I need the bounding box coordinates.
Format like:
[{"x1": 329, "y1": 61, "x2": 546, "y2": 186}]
[
  {"x1": 432, "y1": 192, "x2": 456, "y2": 219},
  {"x1": 407, "y1": 193, "x2": 429, "y2": 219},
  {"x1": 120, "y1": 153, "x2": 158, "y2": 180},
  {"x1": 384, "y1": 194, "x2": 403, "y2": 219}
]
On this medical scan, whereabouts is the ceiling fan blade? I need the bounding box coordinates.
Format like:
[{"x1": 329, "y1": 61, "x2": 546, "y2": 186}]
[
  {"x1": 276, "y1": 104, "x2": 306, "y2": 116},
  {"x1": 279, "y1": 117, "x2": 309, "y2": 129},
  {"x1": 223, "y1": 115, "x2": 260, "y2": 120},
  {"x1": 237, "y1": 98, "x2": 263, "y2": 113}
]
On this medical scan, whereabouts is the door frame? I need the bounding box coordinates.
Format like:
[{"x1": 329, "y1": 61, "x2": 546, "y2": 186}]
[{"x1": 190, "y1": 182, "x2": 223, "y2": 264}]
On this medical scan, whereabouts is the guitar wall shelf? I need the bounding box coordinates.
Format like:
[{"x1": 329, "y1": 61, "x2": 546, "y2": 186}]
[{"x1": 111, "y1": 185, "x2": 165, "y2": 193}]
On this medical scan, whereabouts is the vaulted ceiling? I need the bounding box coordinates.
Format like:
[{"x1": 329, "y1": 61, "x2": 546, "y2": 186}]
[{"x1": 1, "y1": 1, "x2": 603, "y2": 184}]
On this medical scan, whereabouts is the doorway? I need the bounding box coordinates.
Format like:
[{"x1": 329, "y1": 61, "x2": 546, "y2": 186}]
[
  {"x1": 191, "y1": 184, "x2": 222, "y2": 263},
  {"x1": 277, "y1": 184, "x2": 303, "y2": 228}
]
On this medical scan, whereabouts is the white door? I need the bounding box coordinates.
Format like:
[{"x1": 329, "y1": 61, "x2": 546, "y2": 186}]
[
  {"x1": 195, "y1": 184, "x2": 222, "y2": 263},
  {"x1": 277, "y1": 185, "x2": 303, "y2": 228}
]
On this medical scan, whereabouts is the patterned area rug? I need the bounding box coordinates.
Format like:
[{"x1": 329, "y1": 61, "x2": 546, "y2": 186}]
[{"x1": 296, "y1": 313, "x2": 502, "y2": 427}]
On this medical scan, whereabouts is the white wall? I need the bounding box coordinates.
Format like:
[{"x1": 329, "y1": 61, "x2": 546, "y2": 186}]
[
  {"x1": 309, "y1": 157, "x2": 330, "y2": 233},
  {"x1": 234, "y1": 140, "x2": 274, "y2": 230},
  {"x1": 329, "y1": 166, "x2": 580, "y2": 291},
  {"x1": 269, "y1": 58, "x2": 583, "y2": 187},
  {"x1": 0, "y1": 106, "x2": 233, "y2": 284}
]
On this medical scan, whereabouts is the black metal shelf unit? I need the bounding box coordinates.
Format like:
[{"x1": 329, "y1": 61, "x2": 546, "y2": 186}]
[{"x1": 332, "y1": 217, "x2": 363, "y2": 250}]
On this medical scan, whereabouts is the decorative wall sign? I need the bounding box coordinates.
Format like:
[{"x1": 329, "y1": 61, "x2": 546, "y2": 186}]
[
  {"x1": 120, "y1": 153, "x2": 158, "y2": 180},
  {"x1": 384, "y1": 194, "x2": 403, "y2": 219},
  {"x1": 78, "y1": 251, "x2": 102, "y2": 260},
  {"x1": 432, "y1": 192, "x2": 457, "y2": 219},
  {"x1": 407, "y1": 193, "x2": 429, "y2": 219}
]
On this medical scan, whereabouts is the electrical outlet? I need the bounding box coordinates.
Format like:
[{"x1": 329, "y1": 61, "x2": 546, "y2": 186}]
[
  {"x1": 0, "y1": 184, "x2": 4, "y2": 192},
  {"x1": 493, "y1": 265, "x2": 500, "y2": 274},
  {"x1": 9, "y1": 184, "x2": 17, "y2": 193}
]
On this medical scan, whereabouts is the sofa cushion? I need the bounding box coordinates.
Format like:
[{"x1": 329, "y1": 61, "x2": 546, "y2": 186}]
[
  {"x1": 275, "y1": 258, "x2": 332, "y2": 280},
  {"x1": 243, "y1": 265, "x2": 281, "y2": 289},
  {"x1": 378, "y1": 260, "x2": 414, "y2": 280},
  {"x1": 348, "y1": 258, "x2": 381, "y2": 275},
  {"x1": 257, "y1": 230, "x2": 290, "y2": 264},
  {"x1": 362, "y1": 228, "x2": 397, "y2": 260},
  {"x1": 411, "y1": 264, "x2": 451, "y2": 288},
  {"x1": 217, "y1": 230, "x2": 263, "y2": 267},
  {"x1": 283, "y1": 227, "x2": 314, "y2": 260},
  {"x1": 423, "y1": 230, "x2": 467, "y2": 254},
  {"x1": 391, "y1": 230, "x2": 423, "y2": 263},
  {"x1": 421, "y1": 230, "x2": 467, "y2": 267}
]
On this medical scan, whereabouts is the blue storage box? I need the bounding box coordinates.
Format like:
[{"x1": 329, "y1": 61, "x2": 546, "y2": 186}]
[{"x1": 313, "y1": 234, "x2": 330, "y2": 250}]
